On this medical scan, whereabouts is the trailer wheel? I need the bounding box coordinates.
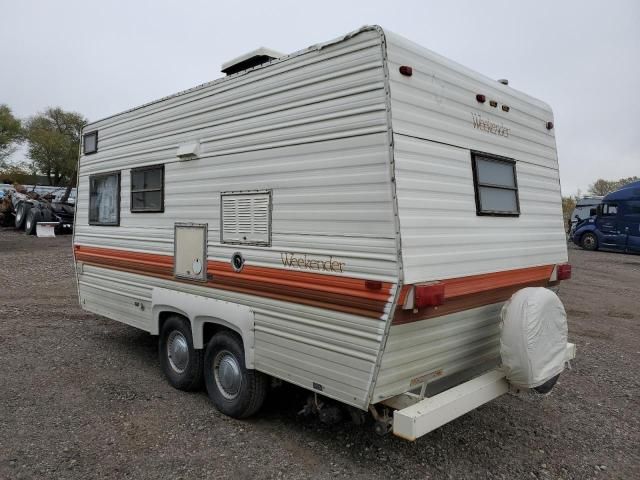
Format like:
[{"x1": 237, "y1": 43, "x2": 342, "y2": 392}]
[
  {"x1": 15, "y1": 202, "x2": 31, "y2": 229},
  {"x1": 25, "y1": 208, "x2": 42, "y2": 235},
  {"x1": 204, "y1": 331, "x2": 268, "y2": 418},
  {"x1": 534, "y1": 374, "x2": 560, "y2": 394},
  {"x1": 159, "y1": 315, "x2": 203, "y2": 391},
  {"x1": 581, "y1": 232, "x2": 598, "y2": 251}
]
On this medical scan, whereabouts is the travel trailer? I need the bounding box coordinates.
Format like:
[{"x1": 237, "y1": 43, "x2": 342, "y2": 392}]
[
  {"x1": 572, "y1": 181, "x2": 640, "y2": 253},
  {"x1": 73, "y1": 26, "x2": 575, "y2": 441}
]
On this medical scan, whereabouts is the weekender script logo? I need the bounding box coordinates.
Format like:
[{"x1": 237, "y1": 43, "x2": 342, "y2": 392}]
[
  {"x1": 280, "y1": 252, "x2": 345, "y2": 273},
  {"x1": 471, "y1": 112, "x2": 510, "y2": 138}
]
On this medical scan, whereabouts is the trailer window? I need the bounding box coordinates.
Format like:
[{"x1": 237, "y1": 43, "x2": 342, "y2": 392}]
[
  {"x1": 130, "y1": 165, "x2": 164, "y2": 213},
  {"x1": 83, "y1": 131, "x2": 98, "y2": 155},
  {"x1": 89, "y1": 172, "x2": 120, "y2": 226},
  {"x1": 471, "y1": 152, "x2": 519, "y2": 216}
]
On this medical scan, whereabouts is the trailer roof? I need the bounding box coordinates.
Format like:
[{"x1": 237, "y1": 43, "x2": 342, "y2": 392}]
[{"x1": 84, "y1": 25, "x2": 553, "y2": 132}]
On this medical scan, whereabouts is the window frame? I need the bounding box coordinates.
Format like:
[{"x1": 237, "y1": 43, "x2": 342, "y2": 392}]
[
  {"x1": 83, "y1": 131, "x2": 98, "y2": 155},
  {"x1": 88, "y1": 171, "x2": 121, "y2": 226},
  {"x1": 600, "y1": 203, "x2": 618, "y2": 217},
  {"x1": 130, "y1": 164, "x2": 165, "y2": 213},
  {"x1": 471, "y1": 151, "x2": 520, "y2": 217}
]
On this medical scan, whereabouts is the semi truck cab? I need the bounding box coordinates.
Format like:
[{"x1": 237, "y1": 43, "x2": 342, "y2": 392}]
[{"x1": 573, "y1": 181, "x2": 640, "y2": 253}]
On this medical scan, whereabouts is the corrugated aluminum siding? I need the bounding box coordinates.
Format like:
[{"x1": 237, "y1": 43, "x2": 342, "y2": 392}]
[
  {"x1": 76, "y1": 28, "x2": 397, "y2": 281},
  {"x1": 372, "y1": 303, "x2": 502, "y2": 402},
  {"x1": 384, "y1": 29, "x2": 568, "y2": 284},
  {"x1": 75, "y1": 27, "x2": 399, "y2": 409}
]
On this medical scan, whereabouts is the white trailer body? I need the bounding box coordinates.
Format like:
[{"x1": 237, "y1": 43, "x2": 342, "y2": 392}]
[{"x1": 73, "y1": 26, "x2": 572, "y2": 440}]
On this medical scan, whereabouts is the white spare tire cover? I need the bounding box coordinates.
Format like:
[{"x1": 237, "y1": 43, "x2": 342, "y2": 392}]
[{"x1": 500, "y1": 287, "x2": 568, "y2": 389}]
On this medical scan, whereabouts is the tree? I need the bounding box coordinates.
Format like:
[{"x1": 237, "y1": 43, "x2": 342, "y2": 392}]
[
  {"x1": 0, "y1": 104, "x2": 23, "y2": 167},
  {"x1": 24, "y1": 107, "x2": 86, "y2": 186},
  {"x1": 588, "y1": 176, "x2": 639, "y2": 196},
  {"x1": 562, "y1": 195, "x2": 577, "y2": 224}
]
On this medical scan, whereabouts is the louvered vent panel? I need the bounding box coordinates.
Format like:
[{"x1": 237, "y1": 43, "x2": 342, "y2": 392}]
[{"x1": 221, "y1": 192, "x2": 271, "y2": 245}]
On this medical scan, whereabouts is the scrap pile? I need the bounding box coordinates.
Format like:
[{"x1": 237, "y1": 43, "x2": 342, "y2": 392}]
[{"x1": 0, "y1": 185, "x2": 75, "y2": 234}]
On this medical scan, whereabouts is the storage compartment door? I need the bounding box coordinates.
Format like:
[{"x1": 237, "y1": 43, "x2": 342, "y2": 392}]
[{"x1": 174, "y1": 223, "x2": 208, "y2": 281}]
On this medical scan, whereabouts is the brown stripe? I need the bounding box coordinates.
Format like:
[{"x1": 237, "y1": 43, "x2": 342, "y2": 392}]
[
  {"x1": 393, "y1": 280, "x2": 558, "y2": 325},
  {"x1": 74, "y1": 245, "x2": 393, "y2": 319}
]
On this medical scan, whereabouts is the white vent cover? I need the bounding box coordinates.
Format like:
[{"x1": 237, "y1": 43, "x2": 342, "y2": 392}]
[
  {"x1": 176, "y1": 140, "x2": 200, "y2": 161},
  {"x1": 221, "y1": 47, "x2": 284, "y2": 76},
  {"x1": 221, "y1": 191, "x2": 271, "y2": 245}
]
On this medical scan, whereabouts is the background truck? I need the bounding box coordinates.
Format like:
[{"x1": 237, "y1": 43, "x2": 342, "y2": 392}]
[
  {"x1": 0, "y1": 185, "x2": 76, "y2": 234},
  {"x1": 573, "y1": 181, "x2": 640, "y2": 253}
]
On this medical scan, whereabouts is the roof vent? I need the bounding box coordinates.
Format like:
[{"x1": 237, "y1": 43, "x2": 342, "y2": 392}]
[
  {"x1": 221, "y1": 47, "x2": 284, "y2": 76},
  {"x1": 498, "y1": 78, "x2": 509, "y2": 85}
]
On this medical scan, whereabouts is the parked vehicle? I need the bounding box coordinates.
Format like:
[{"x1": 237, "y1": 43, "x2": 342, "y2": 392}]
[
  {"x1": 0, "y1": 186, "x2": 75, "y2": 234},
  {"x1": 73, "y1": 26, "x2": 574, "y2": 441},
  {"x1": 572, "y1": 181, "x2": 640, "y2": 253},
  {"x1": 569, "y1": 196, "x2": 602, "y2": 235}
]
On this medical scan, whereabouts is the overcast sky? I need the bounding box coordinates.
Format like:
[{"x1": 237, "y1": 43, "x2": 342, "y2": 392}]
[{"x1": 2, "y1": 0, "x2": 638, "y2": 194}]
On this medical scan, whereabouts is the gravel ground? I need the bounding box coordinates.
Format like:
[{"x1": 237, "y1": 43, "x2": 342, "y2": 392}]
[{"x1": 1, "y1": 228, "x2": 638, "y2": 480}]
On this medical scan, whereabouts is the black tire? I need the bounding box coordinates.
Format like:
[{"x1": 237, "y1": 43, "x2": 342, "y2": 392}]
[
  {"x1": 41, "y1": 208, "x2": 54, "y2": 222},
  {"x1": 25, "y1": 208, "x2": 42, "y2": 235},
  {"x1": 159, "y1": 315, "x2": 203, "y2": 391},
  {"x1": 204, "y1": 331, "x2": 268, "y2": 418},
  {"x1": 15, "y1": 202, "x2": 31, "y2": 229},
  {"x1": 581, "y1": 232, "x2": 598, "y2": 251},
  {"x1": 534, "y1": 374, "x2": 560, "y2": 394}
]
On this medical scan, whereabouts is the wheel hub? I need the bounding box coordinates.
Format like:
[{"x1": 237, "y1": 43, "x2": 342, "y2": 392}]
[
  {"x1": 214, "y1": 351, "x2": 242, "y2": 399},
  {"x1": 167, "y1": 331, "x2": 189, "y2": 373}
]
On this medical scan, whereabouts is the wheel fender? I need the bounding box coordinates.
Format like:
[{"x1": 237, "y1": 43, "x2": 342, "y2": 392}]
[
  {"x1": 573, "y1": 224, "x2": 596, "y2": 243},
  {"x1": 151, "y1": 287, "x2": 255, "y2": 368}
]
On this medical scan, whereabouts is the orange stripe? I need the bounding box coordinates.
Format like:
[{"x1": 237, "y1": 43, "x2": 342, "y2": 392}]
[
  {"x1": 74, "y1": 245, "x2": 393, "y2": 318},
  {"x1": 394, "y1": 265, "x2": 556, "y2": 325},
  {"x1": 74, "y1": 245, "x2": 556, "y2": 323}
]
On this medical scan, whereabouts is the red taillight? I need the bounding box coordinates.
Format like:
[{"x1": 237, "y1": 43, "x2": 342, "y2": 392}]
[
  {"x1": 476, "y1": 94, "x2": 486, "y2": 103},
  {"x1": 365, "y1": 280, "x2": 382, "y2": 291},
  {"x1": 415, "y1": 282, "x2": 445, "y2": 308},
  {"x1": 557, "y1": 263, "x2": 572, "y2": 280},
  {"x1": 399, "y1": 65, "x2": 413, "y2": 76}
]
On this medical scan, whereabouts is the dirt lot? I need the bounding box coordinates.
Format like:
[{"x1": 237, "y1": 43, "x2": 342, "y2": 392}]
[{"x1": 1, "y1": 229, "x2": 638, "y2": 480}]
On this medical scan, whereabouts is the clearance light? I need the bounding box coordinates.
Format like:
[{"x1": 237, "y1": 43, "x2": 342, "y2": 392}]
[
  {"x1": 557, "y1": 263, "x2": 572, "y2": 280},
  {"x1": 476, "y1": 94, "x2": 486, "y2": 103},
  {"x1": 399, "y1": 65, "x2": 413, "y2": 76},
  {"x1": 546, "y1": 121, "x2": 554, "y2": 130},
  {"x1": 415, "y1": 282, "x2": 445, "y2": 308}
]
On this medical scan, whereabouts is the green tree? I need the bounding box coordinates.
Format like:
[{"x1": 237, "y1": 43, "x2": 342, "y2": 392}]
[
  {"x1": 24, "y1": 107, "x2": 86, "y2": 186},
  {"x1": 588, "y1": 176, "x2": 639, "y2": 196},
  {"x1": 562, "y1": 195, "x2": 577, "y2": 225},
  {"x1": 0, "y1": 104, "x2": 23, "y2": 167}
]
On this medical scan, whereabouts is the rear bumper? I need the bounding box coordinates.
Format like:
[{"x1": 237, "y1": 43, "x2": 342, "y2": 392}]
[{"x1": 391, "y1": 342, "x2": 576, "y2": 441}]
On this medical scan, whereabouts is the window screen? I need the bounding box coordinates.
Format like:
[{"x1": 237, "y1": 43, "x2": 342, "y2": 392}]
[
  {"x1": 471, "y1": 152, "x2": 520, "y2": 216},
  {"x1": 221, "y1": 191, "x2": 271, "y2": 245},
  {"x1": 131, "y1": 165, "x2": 164, "y2": 212},
  {"x1": 83, "y1": 131, "x2": 98, "y2": 155},
  {"x1": 89, "y1": 172, "x2": 120, "y2": 225}
]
